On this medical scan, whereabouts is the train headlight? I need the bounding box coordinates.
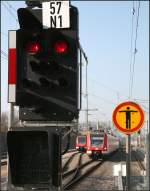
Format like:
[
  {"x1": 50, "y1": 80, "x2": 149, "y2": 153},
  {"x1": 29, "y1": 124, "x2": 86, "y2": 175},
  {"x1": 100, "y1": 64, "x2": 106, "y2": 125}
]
[{"x1": 87, "y1": 151, "x2": 92, "y2": 154}]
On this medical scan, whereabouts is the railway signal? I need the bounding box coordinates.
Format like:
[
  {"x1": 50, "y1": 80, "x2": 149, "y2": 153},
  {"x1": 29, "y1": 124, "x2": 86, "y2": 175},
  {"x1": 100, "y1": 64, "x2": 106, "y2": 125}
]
[
  {"x1": 15, "y1": 5, "x2": 80, "y2": 121},
  {"x1": 7, "y1": 2, "x2": 80, "y2": 190}
]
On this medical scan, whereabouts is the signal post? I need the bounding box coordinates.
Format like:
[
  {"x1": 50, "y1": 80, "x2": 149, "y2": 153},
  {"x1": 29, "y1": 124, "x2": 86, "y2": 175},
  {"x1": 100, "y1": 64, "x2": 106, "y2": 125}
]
[
  {"x1": 7, "y1": 1, "x2": 81, "y2": 190},
  {"x1": 112, "y1": 101, "x2": 145, "y2": 191}
]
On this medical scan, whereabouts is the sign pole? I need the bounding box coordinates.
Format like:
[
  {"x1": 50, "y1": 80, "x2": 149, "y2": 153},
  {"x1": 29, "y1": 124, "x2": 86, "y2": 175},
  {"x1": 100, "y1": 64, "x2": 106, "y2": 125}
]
[
  {"x1": 146, "y1": 120, "x2": 149, "y2": 191},
  {"x1": 126, "y1": 134, "x2": 131, "y2": 191},
  {"x1": 112, "y1": 101, "x2": 145, "y2": 191},
  {"x1": 7, "y1": 103, "x2": 14, "y2": 190},
  {"x1": 86, "y1": 59, "x2": 88, "y2": 130}
]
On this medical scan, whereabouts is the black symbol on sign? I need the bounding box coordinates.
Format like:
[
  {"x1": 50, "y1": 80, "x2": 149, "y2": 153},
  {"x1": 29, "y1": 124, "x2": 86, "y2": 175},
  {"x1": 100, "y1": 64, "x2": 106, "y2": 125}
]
[{"x1": 119, "y1": 107, "x2": 138, "y2": 129}]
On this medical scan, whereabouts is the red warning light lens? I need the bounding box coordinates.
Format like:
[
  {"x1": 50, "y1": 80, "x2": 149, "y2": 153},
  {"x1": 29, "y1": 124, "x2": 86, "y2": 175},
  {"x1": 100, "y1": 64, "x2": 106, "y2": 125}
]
[
  {"x1": 54, "y1": 40, "x2": 68, "y2": 54},
  {"x1": 26, "y1": 42, "x2": 41, "y2": 55}
]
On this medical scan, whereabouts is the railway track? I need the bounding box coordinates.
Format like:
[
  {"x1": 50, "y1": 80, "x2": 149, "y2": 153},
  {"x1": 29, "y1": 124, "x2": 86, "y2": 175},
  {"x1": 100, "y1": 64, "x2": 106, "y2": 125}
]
[
  {"x1": 62, "y1": 151, "x2": 79, "y2": 171},
  {"x1": 63, "y1": 153, "x2": 83, "y2": 188},
  {"x1": 62, "y1": 152, "x2": 104, "y2": 190},
  {"x1": 63, "y1": 158, "x2": 93, "y2": 178},
  {"x1": 132, "y1": 150, "x2": 145, "y2": 171},
  {"x1": 65, "y1": 149, "x2": 77, "y2": 153}
]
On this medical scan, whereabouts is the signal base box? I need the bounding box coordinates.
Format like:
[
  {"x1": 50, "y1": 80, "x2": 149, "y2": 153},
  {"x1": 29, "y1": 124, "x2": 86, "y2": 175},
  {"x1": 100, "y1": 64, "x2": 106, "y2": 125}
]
[{"x1": 7, "y1": 127, "x2": 61, "y2": 189}]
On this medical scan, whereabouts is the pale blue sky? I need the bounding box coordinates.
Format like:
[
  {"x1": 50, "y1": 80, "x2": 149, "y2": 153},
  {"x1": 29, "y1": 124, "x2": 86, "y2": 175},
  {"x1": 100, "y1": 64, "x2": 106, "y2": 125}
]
[{"x1": 1, "y1": 1, "x2": 149, "y2": 123}]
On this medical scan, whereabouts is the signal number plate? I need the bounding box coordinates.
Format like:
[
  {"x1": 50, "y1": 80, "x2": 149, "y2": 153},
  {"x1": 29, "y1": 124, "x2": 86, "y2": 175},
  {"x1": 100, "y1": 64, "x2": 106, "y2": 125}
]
[{"x1": 42, "y1": 1, "x2": 70, "y2": 28}]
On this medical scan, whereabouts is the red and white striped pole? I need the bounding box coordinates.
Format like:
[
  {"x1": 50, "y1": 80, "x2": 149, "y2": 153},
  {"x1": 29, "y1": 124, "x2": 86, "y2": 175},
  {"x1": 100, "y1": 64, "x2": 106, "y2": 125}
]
[
  {"x1": 7, "y1": 30, "x2": 16, "y2": 189},
  {"x1": 8, "y1": 30, "x2": 16, "y2": 103}
]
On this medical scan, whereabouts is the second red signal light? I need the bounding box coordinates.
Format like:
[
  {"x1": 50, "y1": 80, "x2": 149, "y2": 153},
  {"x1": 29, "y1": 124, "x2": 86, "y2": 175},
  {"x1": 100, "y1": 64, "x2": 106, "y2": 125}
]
[{"x1": 54, "y1": 40, "x2": 68, "y2": 54}]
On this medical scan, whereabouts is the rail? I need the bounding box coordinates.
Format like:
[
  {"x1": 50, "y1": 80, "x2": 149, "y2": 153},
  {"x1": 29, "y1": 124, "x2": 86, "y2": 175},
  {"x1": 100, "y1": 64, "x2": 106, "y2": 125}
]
[
  {"x1": 62, "y1": 152, "x2": 79, "y2": 171},
  {"x1": 63, "y1": 159, "x2": 93, "y2": 178},
  {"x1": 133, "y1": 151, "x2": 145, "y2": 171},
  {"x1": 63, "y1": 159, "x2": 103, "y2": 190}
]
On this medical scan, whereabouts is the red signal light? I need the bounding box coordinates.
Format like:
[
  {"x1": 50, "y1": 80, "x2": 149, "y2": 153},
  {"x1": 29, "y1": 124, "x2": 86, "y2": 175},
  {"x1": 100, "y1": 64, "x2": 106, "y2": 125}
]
[
  {"x1": 54, "y1": 40, "x2": 68, "y2": 54},
  {"x1": 26, "y1": 42, "x2": 41, "y2": 55}
]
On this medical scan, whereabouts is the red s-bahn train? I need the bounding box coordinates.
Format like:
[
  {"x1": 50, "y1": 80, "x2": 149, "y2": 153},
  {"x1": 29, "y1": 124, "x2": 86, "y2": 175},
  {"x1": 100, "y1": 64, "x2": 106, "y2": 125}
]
[
  {"x1": 76, "y1": 135, "x2": 87, "y2": 152},
  {"x1": 76, "y1": 129, "x2": 120, "y2": 159}
]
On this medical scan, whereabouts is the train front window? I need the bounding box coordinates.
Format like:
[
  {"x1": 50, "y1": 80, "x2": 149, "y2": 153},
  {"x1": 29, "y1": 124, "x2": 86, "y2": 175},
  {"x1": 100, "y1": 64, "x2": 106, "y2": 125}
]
[
  {"x1": 91, "y1": 134, "x2": 104, "y2": 146},
  {"x1": 78, "y1": 136, "x2": 86, "y2": 144}
]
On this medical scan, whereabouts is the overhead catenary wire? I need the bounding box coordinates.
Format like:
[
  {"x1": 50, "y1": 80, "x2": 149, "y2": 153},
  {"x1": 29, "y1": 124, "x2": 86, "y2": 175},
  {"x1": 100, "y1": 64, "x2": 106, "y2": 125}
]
[
  {"x1": 89, "y1": 78, "x2": 120, "y2": 94},
  {"x1": 88, "y1": 77, "x2": 126, "y2": 103},
  {"x1": 128, "y1": 1, "x2": 135, "y2": 99},
  {"x1": 134, "y1": 98, "x2": 149, "y2": 103},
  {"x1": 87, "y1": 101, "x2": 110, "y2": 121},
  {"x1": 79, "y1": 42, "x2": 89, "y2": 128},
  {"x1": 1, "y1": 50, "x2": 8, "y2": 56},
  {"x1": 82, "y1": 91, "x2": 116, "y2": 105},
  {"x1": 4, "y1": 1, "x2": 19, "y2": 29},
  {"x1": 82, "y1": 77, "x2": 122, "y2": 105},
  {"x1": 1, "y1": 56, "x2": 8, "y2": 61},
  {"x1": 140, "y1": 104, "x2": 149, "y2": 111},
  {"x1": 5, "y1": 1, "x2": 17, "y2": 13},
  {"x1": 1, "y1": 1, "x2": 18, "y2": 22},
  {"x1": 89, "y1": 93, "x2": 116, "y2": 105},
  {"x1": 135, "y1": 102, "x2": 149, "y2": 113},
  {"x1": 1, "y1": 50, "x2": 8, "y2": 58},
  {"x1": 128, "y1": 3, "x2": 141, "y2": 183},
  {"x1": 129, "y1": 1, "x2": 141, "y2": 99}
]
